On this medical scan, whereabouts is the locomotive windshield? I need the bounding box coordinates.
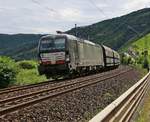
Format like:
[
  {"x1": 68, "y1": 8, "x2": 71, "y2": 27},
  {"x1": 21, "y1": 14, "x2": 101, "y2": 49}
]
[{"x1": 40, "y1": 38, "x2": 65, "y2": 51}]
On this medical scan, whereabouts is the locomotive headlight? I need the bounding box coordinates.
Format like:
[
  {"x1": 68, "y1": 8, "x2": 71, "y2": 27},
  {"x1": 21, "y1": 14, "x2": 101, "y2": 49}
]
[
  {"x1": 65, "y1": 55, "x2": 70, "y2": 62},
  {"x1": 65, "y1": 51, "x2": 70, "y2": 62},
  {"x1": 40, "y1": 53, "x2": 44, "y2": 58},
  {"x1": 66, "y1": 57, "x2": 70, "y2": 62}
]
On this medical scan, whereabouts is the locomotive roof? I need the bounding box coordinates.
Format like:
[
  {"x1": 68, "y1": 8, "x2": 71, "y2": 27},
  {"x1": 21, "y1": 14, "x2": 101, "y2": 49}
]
[
  {"x1": 83, "y1": 40, "x2": 95, "y2": 45},
  {"x1": 41, "y1": 34, "x2": 96, "y2": 46}
]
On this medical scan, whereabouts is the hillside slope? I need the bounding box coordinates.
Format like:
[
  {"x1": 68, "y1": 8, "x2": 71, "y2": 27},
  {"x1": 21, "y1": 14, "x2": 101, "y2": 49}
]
[
  {"x1": 121, "y1": 33, "x2": 150, "y2": 61},
  {"x1": 67, "y1": 8, "x2": 150, "y2": 50},
  {"x1": 0, "y1": 34, "x2": 43, "y2": 60}
]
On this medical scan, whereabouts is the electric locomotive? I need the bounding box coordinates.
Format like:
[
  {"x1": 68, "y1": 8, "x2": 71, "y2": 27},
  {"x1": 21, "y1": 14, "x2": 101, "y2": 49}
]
[{"x1": 38, "y1": 33, "x2": 120, "y2": 78}]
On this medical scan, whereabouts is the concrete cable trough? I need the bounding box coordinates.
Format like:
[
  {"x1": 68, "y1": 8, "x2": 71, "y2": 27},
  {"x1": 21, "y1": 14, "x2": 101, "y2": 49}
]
[{"x1": 89, "y1": 72, "x2": 150, "y2": 122}]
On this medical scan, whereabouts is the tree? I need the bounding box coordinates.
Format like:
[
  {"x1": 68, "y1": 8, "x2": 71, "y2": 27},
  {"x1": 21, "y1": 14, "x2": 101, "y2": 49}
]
[
  {"x1": 0, "y1": 57, "x2": 17, "y2": 88},
  {"x1": 17, "y1": 60, "x2": 37, "y2": 69},
  {"x1": 143, "y1": 58, "x2": 149, "y2": 71}
]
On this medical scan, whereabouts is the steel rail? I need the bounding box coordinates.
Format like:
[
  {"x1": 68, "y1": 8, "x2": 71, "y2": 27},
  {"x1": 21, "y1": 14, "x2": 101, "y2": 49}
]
[
  {"x1": 0, "y1": 68, "x2": 129, "y2": 100},
  {"x1": 0, "y1": 80, "x2": 54, "y2": 95},
  {"x1": 89, "y1": 72, "x2": 150, "y2": 122},
  {"x1": 0, "y1": 67, "x2": 125, "y2": 95},
  {"x1": 0, "y1": 70, "x2": 116, "y2": 95},
  {"x1": 0, "y1": 74, "x2": 97, "y2": 95},
  {"x1": 0, "y1": 69, "x2": 132, "y2": 116},
  {"x1": 0, "y1": 70, "x2": 121, "y2": 104}
]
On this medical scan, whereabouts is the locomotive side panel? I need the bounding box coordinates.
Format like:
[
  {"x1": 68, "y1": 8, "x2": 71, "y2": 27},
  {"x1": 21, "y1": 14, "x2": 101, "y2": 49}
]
[
  {"x1": 77, "y1": 41, "x2": 84, "y2": 66},
  {"x1": 77, "y1": 41, "x2": 104, "y2": 67},
  {"x1": 67, "y1": 39, "x2": 77, "y2": 70}
]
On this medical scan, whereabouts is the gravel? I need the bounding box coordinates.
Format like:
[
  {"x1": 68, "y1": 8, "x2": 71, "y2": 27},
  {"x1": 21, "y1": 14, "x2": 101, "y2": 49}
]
[{"x1": 0, "y1": 66, "x2": 143, "y2": 122}]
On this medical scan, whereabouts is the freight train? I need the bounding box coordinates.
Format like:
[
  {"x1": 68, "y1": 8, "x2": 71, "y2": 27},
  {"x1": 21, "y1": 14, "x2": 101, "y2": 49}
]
[{"x1": 38, "y1": 33, "x2": 120, "y2": 79}]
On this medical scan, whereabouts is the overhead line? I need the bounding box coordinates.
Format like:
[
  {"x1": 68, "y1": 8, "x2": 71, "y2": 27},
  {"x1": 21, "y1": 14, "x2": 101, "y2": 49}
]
[
  {"x1": 31, "y1": 0, "x2": 57, "y2": 13},
  {"x1": 30, "y1": 0, "x2": 147, "y2": 41},
  {"x1": 88, "y1": 0, "x2": 108, "y2": 18},
  {"x1": 88, "y1": 0, "x2": 143, "y2": 38}
]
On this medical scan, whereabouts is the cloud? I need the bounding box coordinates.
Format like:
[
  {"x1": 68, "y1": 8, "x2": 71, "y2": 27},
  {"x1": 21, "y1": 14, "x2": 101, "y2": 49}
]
[
  {"x1": 124, "y1": 0, "x2": 150, "y2": 10},
  {"x1": 0, "y1": 0, "x2": 150, "y2": 34},
  {"x1": 59, "y1": 8, "x2": 82, "y2": 22}
]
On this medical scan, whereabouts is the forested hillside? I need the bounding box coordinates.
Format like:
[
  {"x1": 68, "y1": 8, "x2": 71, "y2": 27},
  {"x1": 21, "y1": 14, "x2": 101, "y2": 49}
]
[
  {"x1": 67, "y1": 8, "x2": 150, "y2": 49},
  {"x1": 121, "y1": 33, "x2": 150, "y2": 61},
  {"x1": 0, "y1": 34, "x2": 43, "y2": 60}
]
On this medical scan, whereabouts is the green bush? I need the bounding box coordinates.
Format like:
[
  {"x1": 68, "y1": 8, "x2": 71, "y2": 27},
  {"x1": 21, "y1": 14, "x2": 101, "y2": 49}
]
[
  {"x1": 121, "y1": 53, "x2": 136, "y2": 65},
  {"x1": 0, "y1": 57, "x2": 47, "y2": 88},
  {"x1": 0, "y1": 57, "x2": 17, "y2": 88},
  {"x1": 136, "y1": 55, "x2": 144, "y2": 64},
  {"x1": 16, "y1": 69, "x2": 47, "y2": 85},
  {"x1": 143, "y1": 58, "x2": 149, "y2": 69},
  {"x1": 121, "y1": 55, "x2": 130, "y2": 65},
  {"x1": 17, "y1": 60, "x2": 37, "y2": 69}
]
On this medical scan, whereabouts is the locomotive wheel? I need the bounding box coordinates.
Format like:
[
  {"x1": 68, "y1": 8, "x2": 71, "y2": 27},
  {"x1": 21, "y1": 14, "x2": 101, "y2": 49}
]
[
  {"x1": 68, "y1": 70, "x2": 75, "y2": 79},
  {"x1": 52, "y1": 75, "x2": 61, "y2": 80},
  {"x1": 45, "y1": 74, "x2": 51, "y2": 79}
]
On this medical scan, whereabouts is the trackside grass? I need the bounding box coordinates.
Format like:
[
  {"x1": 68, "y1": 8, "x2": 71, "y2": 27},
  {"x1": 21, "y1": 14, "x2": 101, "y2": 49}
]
[
  {"x1": 15, "y1": 60, "x2": 47, "y2": 85},
  {"x1": 134, "y1": 85, "x2": 150, "y2": 122},
  {"x1": 0, "y1": 57, "x2": 47, "y2": 88},
  {"x1": 16, "y1": 68, "x2": 47, "y2": 85}
]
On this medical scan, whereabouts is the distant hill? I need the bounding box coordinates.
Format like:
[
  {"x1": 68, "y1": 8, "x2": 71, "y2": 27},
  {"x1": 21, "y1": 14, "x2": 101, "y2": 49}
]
[
  {"x1": 0, "y1": 34, "x2": 43, "y2": 60},
  {"x1": 67, "y1": 8, "x2": 150, "y2": 50},
  {"x1": 0, "y1": 8, "x2": 150, "y2": 60}
]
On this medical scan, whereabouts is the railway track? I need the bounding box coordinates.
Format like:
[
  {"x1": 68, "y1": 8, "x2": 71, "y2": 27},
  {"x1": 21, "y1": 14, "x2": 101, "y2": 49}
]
[
  {"x1": 0, "y1": 66, "x2": 127, "y2": 100},
  {"x1": 0, "y1": 79, "x2": 60, "y2": 95},
  {"x1": 0, "y1": 68, "x2": 132, "y2": 116}
]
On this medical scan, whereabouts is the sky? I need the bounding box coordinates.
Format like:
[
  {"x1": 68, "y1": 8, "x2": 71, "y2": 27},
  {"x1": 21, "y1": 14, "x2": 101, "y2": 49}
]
[{"x1": 0, "y1": 0, "x2": 150, "y2": 34}]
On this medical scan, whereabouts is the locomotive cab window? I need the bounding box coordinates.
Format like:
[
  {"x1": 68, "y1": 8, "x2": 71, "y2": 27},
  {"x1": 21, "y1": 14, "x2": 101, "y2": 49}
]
[
  {"x1": 55, "y1": 38, "x2": 65, "y2": 49},
  {"x1": 40, "y1": 38, "x2": 66, "y2": 51}
]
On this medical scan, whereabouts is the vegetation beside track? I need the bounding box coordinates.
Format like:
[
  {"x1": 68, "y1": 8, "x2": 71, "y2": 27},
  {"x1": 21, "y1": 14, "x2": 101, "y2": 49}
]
[
  {"x1": 0, "y1": 55, "x2": 147, "y2": 88},
  {"x1": 0, "y1": 57, "x2": 17, "y2": 88},
  {"x1": 0, "y1": 56, "x2": 47, "y2": 88},
  {"x1": 120, "y1": 33, "x2": 150, "y2": 73},
  {"x1": 16, "y1": 60, "x2": 47, "y2": 85},
  {"x1": 134, "y1": 83, "x2": 150, "y2": 122}
]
